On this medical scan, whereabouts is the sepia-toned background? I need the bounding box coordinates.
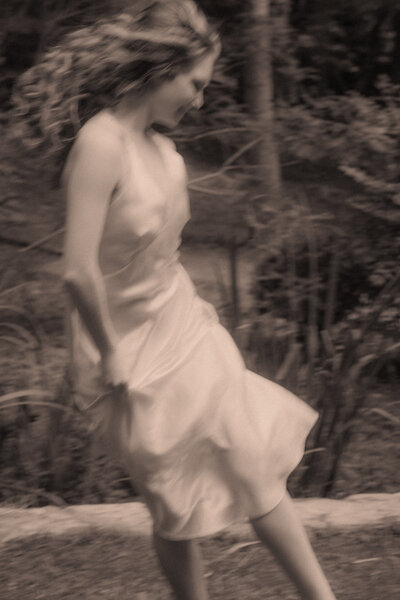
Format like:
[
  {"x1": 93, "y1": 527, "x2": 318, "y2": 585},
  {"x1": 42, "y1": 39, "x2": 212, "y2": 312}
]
[{"x1": 0, "y1": 2, "x2": 399, "y2": 598}]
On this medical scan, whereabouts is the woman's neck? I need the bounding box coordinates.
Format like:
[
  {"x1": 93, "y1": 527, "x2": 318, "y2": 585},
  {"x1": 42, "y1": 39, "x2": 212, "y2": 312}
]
[{"x1": 111, "y1": 93, "x2": 154, "y2": 138}]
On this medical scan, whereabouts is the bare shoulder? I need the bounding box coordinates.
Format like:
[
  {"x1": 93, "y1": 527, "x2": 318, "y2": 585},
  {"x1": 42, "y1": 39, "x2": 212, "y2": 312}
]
[
  {"x1": 80, "y1": 111, "x2": 123, "y2": 142},
  {"x1": 62, "y1": 111, "x2": 124, "y2": 184}
]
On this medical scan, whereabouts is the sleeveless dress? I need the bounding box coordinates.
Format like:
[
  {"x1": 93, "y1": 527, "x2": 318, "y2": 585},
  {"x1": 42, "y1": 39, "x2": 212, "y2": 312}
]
[{"x1": 67, "y1": 112, "x2": 318, "y2": 540}]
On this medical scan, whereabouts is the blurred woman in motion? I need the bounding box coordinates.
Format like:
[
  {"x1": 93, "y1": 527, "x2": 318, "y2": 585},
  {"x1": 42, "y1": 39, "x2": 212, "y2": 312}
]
[{"x1": 13, "y1": 1, "x2": 337, "y2": 598}]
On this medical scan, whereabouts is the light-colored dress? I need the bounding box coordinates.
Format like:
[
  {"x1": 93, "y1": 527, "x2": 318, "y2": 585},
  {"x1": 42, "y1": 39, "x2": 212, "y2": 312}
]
[{"x1": 67, "y1": 111, "x2": 318, "y2": 540}]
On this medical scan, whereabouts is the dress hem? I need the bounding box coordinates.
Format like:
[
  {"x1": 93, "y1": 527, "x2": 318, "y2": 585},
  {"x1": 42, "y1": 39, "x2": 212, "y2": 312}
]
[
  {"x1": 153, "y1": 516, "x2": 246, "y2": 541},
  {"x1": 151, "y1": 487, "x2": 289, "y2": 541}
]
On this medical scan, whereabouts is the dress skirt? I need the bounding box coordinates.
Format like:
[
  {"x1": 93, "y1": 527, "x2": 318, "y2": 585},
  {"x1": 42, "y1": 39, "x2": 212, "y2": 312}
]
[{"x1": 69, "y1": 265, "x2": 318, "y2": 540}]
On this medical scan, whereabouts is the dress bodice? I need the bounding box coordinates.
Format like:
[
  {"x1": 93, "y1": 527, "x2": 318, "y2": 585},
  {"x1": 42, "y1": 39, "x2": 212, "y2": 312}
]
[
  {"x1": 97, "y1": 113, "x2": 190, "y2": 277},
  {"x1": 87, "y1": 113, "x2": 191, "y2": 332}
]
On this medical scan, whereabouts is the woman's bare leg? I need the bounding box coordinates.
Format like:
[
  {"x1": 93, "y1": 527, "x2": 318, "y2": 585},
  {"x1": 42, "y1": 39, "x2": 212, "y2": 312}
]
[
  {"x1": 153, "y1": 531, "x2": 209, "y2": 600},
  {"x1": 250, "y1": 492, "x2": 336, "y2": 600}
]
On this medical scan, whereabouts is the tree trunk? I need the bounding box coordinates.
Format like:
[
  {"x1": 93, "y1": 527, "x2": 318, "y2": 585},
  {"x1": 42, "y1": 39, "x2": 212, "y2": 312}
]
[
  {"x1": 390, "y1": 10, "x2": 400, "y2": 83},
  {"x1": 355, "y1": 2, "x2": 390, "y2": 93},
  {"x1": 246, "y1": 0, "x2": 282, "y2": 207}
]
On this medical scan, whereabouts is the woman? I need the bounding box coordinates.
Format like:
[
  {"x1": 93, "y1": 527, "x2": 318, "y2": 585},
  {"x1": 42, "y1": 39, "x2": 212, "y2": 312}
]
[{"x1": 13, "y1": 2, "x2": 336, "y2": 598}]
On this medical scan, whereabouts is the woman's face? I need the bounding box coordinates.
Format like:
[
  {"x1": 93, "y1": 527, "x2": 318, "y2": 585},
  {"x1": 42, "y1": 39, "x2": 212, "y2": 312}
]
[{"x1": 148, "y1": 49, "x2": 218, "y2": 128}]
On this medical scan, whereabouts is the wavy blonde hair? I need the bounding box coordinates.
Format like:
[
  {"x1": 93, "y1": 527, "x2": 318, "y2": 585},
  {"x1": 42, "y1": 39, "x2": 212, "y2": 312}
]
[{"x1": 10, "y1": 0, "x2": 219, "y2": 176}]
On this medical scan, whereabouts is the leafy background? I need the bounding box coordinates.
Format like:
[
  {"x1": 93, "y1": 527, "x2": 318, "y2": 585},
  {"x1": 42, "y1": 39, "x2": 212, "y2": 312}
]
[{"x1": 0, "y1": 0, "x2": 399, "y2": 507}]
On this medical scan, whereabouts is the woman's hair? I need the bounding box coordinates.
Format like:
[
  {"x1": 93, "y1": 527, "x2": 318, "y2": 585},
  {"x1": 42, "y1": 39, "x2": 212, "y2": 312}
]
[{"x1": 10, "y1": 0, "x2": 219, "y2": 175}]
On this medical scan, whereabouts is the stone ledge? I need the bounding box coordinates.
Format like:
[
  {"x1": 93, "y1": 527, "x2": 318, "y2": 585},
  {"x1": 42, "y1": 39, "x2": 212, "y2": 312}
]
[{"x1": 0, "y1": 493, "x2": 398, "y2": 545}]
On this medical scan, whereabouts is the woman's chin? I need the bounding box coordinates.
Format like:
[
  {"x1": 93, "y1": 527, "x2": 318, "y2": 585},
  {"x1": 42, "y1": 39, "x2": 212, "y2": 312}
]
[
  {"x1": 155, "y1": 115, "x2": 183, "y2": 130},
  {"x1": 155, "y1": 117, "x2": 182, "y2": 130}
]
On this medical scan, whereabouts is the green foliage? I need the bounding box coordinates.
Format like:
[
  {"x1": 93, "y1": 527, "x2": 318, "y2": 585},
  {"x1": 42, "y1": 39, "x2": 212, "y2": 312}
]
[
  {"x1": 277, "y1": 81, "x2": 400, "y2": 215},
  {"x1": 0, "y1": 0, "x2": 399, "y2": 506},
  {"x1": 0, "y1": 254, "x2": 134, "y2": 507},
  {"x1": 237, "y1": 204, "x2": 400, "y2": 496},
  {"x1": 290, "y1": 0, "x2": 400, "y2": 94}
]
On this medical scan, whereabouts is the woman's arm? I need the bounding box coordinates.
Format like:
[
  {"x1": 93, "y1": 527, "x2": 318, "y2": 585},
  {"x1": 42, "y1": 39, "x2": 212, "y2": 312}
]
[{"x1": 63, "y1": 121, "x2": 126, "y2": 385}]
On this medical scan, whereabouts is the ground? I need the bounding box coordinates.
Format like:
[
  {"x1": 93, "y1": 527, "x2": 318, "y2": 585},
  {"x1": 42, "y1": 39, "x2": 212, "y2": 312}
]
[{"x1": 0, "y1": 526, "x2": 399, "y2": 599}]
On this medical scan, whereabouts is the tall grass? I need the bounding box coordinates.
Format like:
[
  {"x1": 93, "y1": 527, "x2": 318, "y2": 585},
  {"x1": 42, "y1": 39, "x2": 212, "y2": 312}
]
[
  {"x1": 222, "y1": 203, "x2": 400, "y2": 497},
  {"x1": 0, "y1": 256, "x2": 135, "y2": 506}
]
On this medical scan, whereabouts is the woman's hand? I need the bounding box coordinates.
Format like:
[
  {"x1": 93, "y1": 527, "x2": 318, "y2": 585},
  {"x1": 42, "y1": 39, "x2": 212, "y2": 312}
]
[{"x1": 101, "y1": 348, "x2": 129, "y2": 398}]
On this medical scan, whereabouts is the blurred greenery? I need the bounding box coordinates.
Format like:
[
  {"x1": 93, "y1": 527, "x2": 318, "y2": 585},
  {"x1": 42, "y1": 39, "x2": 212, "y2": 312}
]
[{"x1": 0, "y1": 1, "x2": 399, "y2": 506}]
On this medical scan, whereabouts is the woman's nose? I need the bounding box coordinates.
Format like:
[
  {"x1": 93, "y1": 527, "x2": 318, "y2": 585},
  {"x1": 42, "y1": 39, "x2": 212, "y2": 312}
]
[{"x1": 192, "y1": 91, "x2": 204, "y2": 110}]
